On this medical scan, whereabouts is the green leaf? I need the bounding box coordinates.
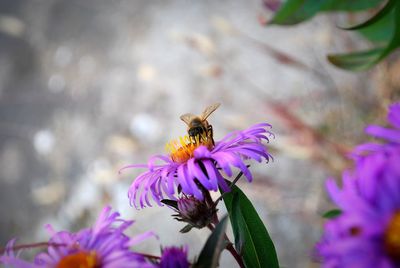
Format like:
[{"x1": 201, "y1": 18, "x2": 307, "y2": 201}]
[
  {"x1": 329, "y1": 1, "x2": 400, "y2": 71},
  {"x1": 322, "y1": 209, "x2": 342, "y2": 219},
  {"x1": 381, "y1": 1, "x2": 400, "y2": 57},
  {"x1": 358, "y1": 7, "x2": 395, "y2": 43},
  {"x1": 327, "y1": 47, "x2": 385, "y2": 71},
  {"x1": 270, "y1": 0, "x2": 383, "y2": 25},
  {"x1": 270, "y1": 0, "x2": 324, "y2": 25},
  {"x1": 320, "y1": 0, "x2": 384, "y2": 11},
  {"x1": 338, "y1": 0, "x2": 396, "y2": 30},
  {"x1": 268, "y1": 0, "x2": 399, "y2": 70},
  {"x1": 193, "y1": 216, "x2": 229, "y2": 268},
  {"x1": 222, "y1": 184, "x2": 279, "y2": 268}
]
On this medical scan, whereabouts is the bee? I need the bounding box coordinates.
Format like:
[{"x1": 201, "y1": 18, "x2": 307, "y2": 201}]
[{"x1": 180, "y1": 103, "x2": 220, "y2": 145}]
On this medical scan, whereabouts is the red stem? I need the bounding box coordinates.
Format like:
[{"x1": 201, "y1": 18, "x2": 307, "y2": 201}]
[
  {"x1": 226, "y1": 242, "x2": 245, "y2": 268},
  {"x1": 207, "y1": 223, "x2": 245, "y2": 268},
  {"x1": 136, "y1": 252, "x2": 161, "y2": 260}
]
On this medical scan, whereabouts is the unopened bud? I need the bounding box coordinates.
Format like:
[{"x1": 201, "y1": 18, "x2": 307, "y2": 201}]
[{"x1": 174, "y1": 196, "x2": 217, "y2": 230}]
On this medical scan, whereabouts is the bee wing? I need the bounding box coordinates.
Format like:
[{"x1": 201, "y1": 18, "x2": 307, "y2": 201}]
[
  {"x1": 201, "y1": 103, "x2": 220, "y2": 120},
  {"x1": 180, "y1": 113, "x2": 198, "y2": 126}
]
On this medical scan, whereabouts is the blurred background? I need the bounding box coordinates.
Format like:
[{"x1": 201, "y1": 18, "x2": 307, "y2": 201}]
[{"x1": 0, "y1": 0, "x2": 399, "y2": 267}]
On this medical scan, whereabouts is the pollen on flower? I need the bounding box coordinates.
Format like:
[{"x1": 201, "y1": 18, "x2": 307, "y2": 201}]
[
  {"x1": 385, "y1": 211, "x2": 400, "y2": 261},
  {"x1": 166, "y1": 134, "x2": 212, "y2": 163},
  {"x1": 56, "y1": 251, "x2": 99, "y2": 268}
]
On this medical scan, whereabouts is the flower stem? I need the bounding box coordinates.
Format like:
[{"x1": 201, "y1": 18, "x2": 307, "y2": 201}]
[
  {"x1": 226, "y1": 241, "x2": 245, "y2": 268},
  {"x1": 207, "y1": 221, "x2": 245, "y2": 268},
  {"x1": 203, "y1": 182, "x2": 245, "y2": 267}
]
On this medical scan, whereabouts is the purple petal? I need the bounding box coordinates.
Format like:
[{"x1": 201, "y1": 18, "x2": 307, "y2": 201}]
[
  {"x1": 365, "y1": 125, "x2": 400, "y2": 143},
  {"x1": 187, "y1": 159, "x2": 213, "y2": 190},
  {"x1": 388, "y1": 102, "x2": 400, "y2": 128}
]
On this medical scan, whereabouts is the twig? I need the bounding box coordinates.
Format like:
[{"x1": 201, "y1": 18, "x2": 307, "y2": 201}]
[
  {"x1": 136, "y1": 252, "x2": 161, "y2": 260},
  {"x1": 213, "y1": 171, "x2": 245, "y2": 206}
]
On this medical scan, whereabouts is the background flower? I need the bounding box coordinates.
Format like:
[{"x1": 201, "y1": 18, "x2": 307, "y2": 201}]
[
  {"x1": 363, "y1": 102, "x2": 400, "y2": 145},
  {"x1": 159, "y1": 246, "x2": 190, "y2": 268},
  {"x1": 317, "y1": 103, "x2": 400, "y2": 267},
  {"x1": 1, "y1": 206, "x2": 157, "y2": 268}
]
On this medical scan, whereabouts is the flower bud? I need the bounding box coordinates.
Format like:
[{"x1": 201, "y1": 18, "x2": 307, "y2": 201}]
[{"x1": 174, "y1": 196, "x2": 217, "y2": 231}]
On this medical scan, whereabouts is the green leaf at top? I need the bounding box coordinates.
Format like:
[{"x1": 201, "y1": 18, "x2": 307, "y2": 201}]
[
  {"x1": 269, "y1": 0, "x2": 325, "y2": 25},
  {"x1": 381, "y1": 1, "x2": 400, "y2": 57},
  {"x1": 338, "y1": 0, "x2": 396, "y2": 31},
  {"x1": 193, "y1": 215, "x2": 229, "y2": 268},
  {"x1": 322, "y1": 209, "x2": 342, "y2": 219},
  {"x1": 321, "y1": 0, "x2": 384, "y2": 11},
  {"x1": 327, "y1": 47, "x2": 385, "y2": 71},
  {"x1": 328, "y1": 1, "x2": 400, "y2": 71},
  {"x1": 269, "y1": 0, "x2": 383, "y2": 25},
  {"x1": 222, "y1": 184, "x2": 279, "y2": 268},
  {"x1": 358, "y1": 7, "x2": 395, "y2": 43}
]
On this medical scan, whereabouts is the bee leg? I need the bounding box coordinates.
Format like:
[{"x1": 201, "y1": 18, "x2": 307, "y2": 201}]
[
  {"x1": 189, "y1": 135, "x2": 196, "y2": 145},
  {"x1": 207, "y1": 125, "x2": 215, "y2": 145}
]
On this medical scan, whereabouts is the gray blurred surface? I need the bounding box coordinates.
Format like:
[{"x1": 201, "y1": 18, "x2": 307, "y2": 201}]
[{"x1": 0, "y1": 0, "x2": 387, "y2": 267}]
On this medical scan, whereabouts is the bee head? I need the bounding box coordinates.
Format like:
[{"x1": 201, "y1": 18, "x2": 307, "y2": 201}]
[{"x1": 189, "y1": 118, "x2": 203, "y2": 128}]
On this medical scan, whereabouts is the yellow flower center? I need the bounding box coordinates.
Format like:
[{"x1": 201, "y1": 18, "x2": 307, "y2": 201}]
[
  {"x1": 385, "y1": 211, "x2": 400, "y2": 261},
  {"x1": 166, "y1": 134, "x2": 213, "y2": 163},
  {"x1": 56, "y1": 251, "x2": 99, "y2": 268}
]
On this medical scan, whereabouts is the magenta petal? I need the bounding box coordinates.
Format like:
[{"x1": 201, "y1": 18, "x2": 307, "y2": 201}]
[
  {"x1": 216, "y1": 172, "x2": 230, "y2": 192},
  {"x1": 0, "y1": 256, "x2": 38, "y2": 268},
  {"x1": 388, "y1": 102, "x2": 400, "y2": 128},
  {"x1": 202, "y1": 160, "x2": 219, "y2": 190},
  {"x1": 365, "y1": 125, "x2": 400, "y2": 143},
  {"x1": 187, "y1": 159, "x2": 213, "y2": 189}
]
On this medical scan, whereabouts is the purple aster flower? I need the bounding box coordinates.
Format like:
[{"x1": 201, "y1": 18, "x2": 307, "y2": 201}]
[
  {"x1": 1, "y1": 206, "x2": 157, "y2": 268},
  {"x1": 123, "y1": 123, "x2": 273, "y2": 208},
  {"x1": 159, "y1": 246, "x2": 190, "y2": 268},
  {"x1": 363, "y1": 102, "x2": 400, "y2": 145},
  {"x1": 316, "y1": 103, "x2": 400, "y2": 267}
]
